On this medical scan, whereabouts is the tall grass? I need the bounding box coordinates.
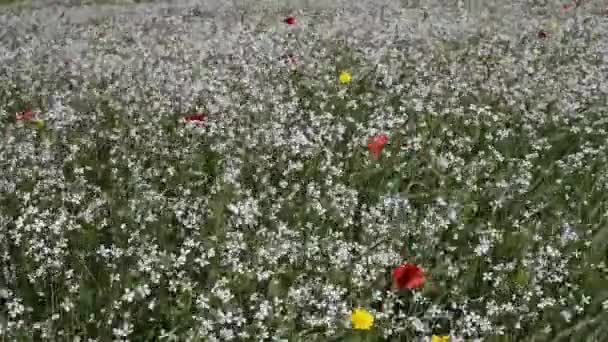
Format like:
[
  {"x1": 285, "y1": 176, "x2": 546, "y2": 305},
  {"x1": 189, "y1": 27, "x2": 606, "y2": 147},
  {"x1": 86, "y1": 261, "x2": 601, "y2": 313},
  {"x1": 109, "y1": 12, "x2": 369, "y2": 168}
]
[{"x1": 1, "y1": 0, "x2": 607, "y2": 341}]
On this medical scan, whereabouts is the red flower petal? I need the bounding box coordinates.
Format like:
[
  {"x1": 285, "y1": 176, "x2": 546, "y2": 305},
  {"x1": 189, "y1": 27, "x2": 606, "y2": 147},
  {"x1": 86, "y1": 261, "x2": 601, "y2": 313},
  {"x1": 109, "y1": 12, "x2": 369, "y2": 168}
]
[
  {"x1": 367, "y1": 134, "x2": 389, "y2": 160},
  {"x1": 392, "y1": 263, "x2": 425, "y2": 290},
  {"x1": 372, "y1": 135, "x2": 389, "y2": 145},
  {"x1": 16, "y1": 110, "x2": 36, "y2": 122},
  {"x1": 184, "y1": 114, "x2": 207, "y2": 122},
  {"x1": 284, "y1": 16, "x2": 296, "y2": 25},
  {"x1": 183, "y1": 113, "x2": 207, "y2": 127}
]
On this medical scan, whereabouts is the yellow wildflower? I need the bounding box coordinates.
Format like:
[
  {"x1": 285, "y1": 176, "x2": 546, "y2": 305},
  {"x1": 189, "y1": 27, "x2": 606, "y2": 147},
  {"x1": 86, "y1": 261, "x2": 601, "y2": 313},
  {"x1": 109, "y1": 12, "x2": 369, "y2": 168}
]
[
  {"x1": 350, "y1": 308, "x2": 374, "y2": 330},
  {"x1": 36, "y1": 120, "x2": 45, "y2": 129},
  {"x1": 339, "y1": 71, "x2": 352, "y2": 84},
  {"x1": 432, "y1": 336, "x2": 450, "y2": 342}
]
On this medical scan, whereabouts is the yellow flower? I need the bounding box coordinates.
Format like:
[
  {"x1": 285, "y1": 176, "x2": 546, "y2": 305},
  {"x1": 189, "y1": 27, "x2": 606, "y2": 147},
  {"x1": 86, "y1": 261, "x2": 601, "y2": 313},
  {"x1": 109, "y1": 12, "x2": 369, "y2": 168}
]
[
  {"x1": 339, "y1": 71, "x2": 352, "y2": 84},
  {"x1": 432, "y1": 336, "x2": 450, "y2": 342},
  {"x1": 36, "y1": 120, "x2": 45, "y2": 128},
  {"x1": 350, "y1": 308, "x2": 374, "y2": 330}
]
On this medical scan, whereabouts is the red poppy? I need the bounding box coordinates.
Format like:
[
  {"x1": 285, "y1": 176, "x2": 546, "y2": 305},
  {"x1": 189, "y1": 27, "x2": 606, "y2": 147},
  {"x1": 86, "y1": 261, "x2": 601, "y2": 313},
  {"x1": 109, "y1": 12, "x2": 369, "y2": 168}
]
[
  {"x1": 538, "y1": 30, "x2": 548, "y2": 39},
  {"x1": 284, "y1": 15, "x2": 296, "y2": 25},
  {"x1": 183, "y1": 113, "x2": 207, "y2": 126},
  {"x1": 16, "y1": 110, "x2": 36, "y2": 122},
  {"x1": 392, "y1": 263, "x2": 425, "y2": 290},
  {"x1": 367, "y1": 134, "x2": 389, "y2": 160}
]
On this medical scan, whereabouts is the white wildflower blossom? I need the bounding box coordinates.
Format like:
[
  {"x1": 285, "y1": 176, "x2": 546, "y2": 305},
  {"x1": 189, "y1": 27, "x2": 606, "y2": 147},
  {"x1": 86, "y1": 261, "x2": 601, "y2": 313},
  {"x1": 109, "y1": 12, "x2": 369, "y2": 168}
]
[{"x1": 0, "y1": 0, "x2": 606, "y2": 340}]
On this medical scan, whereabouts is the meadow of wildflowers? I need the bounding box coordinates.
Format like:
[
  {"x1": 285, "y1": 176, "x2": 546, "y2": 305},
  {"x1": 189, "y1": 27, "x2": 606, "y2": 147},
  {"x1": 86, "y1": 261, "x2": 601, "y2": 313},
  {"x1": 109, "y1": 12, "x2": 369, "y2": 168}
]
[{"x1": 1, "y1": 0, "x2": 608, "y2": 340}]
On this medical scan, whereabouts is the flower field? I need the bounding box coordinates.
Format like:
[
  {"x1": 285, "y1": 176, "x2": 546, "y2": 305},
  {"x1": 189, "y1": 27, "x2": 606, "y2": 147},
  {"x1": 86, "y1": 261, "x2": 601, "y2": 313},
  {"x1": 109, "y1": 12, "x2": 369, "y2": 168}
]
[{"x1": 1, "y1": 0, "x2": 608, "y2": 341}]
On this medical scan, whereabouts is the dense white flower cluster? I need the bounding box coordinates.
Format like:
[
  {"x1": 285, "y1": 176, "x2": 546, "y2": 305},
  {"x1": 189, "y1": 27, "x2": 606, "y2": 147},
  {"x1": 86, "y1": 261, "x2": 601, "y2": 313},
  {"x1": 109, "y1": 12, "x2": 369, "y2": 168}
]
[{"x1": 0, "y1": 0, "x2": 607, "y2": 340}]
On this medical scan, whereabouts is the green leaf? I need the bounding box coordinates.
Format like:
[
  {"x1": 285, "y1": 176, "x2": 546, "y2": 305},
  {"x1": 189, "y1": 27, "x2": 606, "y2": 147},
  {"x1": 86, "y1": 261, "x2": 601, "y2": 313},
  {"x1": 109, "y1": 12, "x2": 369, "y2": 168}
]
[{"x1": 512, "y1": 267, "x2": 530, "y2": 287}]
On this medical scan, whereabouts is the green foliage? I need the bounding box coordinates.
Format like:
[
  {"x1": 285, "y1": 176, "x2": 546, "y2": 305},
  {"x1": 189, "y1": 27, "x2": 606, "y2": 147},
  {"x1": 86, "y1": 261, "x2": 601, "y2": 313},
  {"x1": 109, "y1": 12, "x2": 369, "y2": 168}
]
[{"x1": 1, "y1": 3, "x2": 608, "y2": 341}]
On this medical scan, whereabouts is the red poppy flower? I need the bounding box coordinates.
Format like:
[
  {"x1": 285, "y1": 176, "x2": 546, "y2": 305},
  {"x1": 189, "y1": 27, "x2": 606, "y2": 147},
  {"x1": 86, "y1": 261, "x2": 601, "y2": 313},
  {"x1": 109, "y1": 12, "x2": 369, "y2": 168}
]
[
  {"x1": 392, "y1": 263, "x2": 425, "y2": 290},
  {"x1": 183, "y1": 113, "x2": 207, "y2": 126},
  {"x1": 367, "y1": 134, "x2": 389, "y2": 160},
  {"x1": 284, "y1": 15, "x2": 296, "y2": 25},
  {"x1": 538, "y1": 30, "x2": 548, "y2": 39},
  {"x1": 16, "y1": 110, "x2": 36, "y2": 122}
]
